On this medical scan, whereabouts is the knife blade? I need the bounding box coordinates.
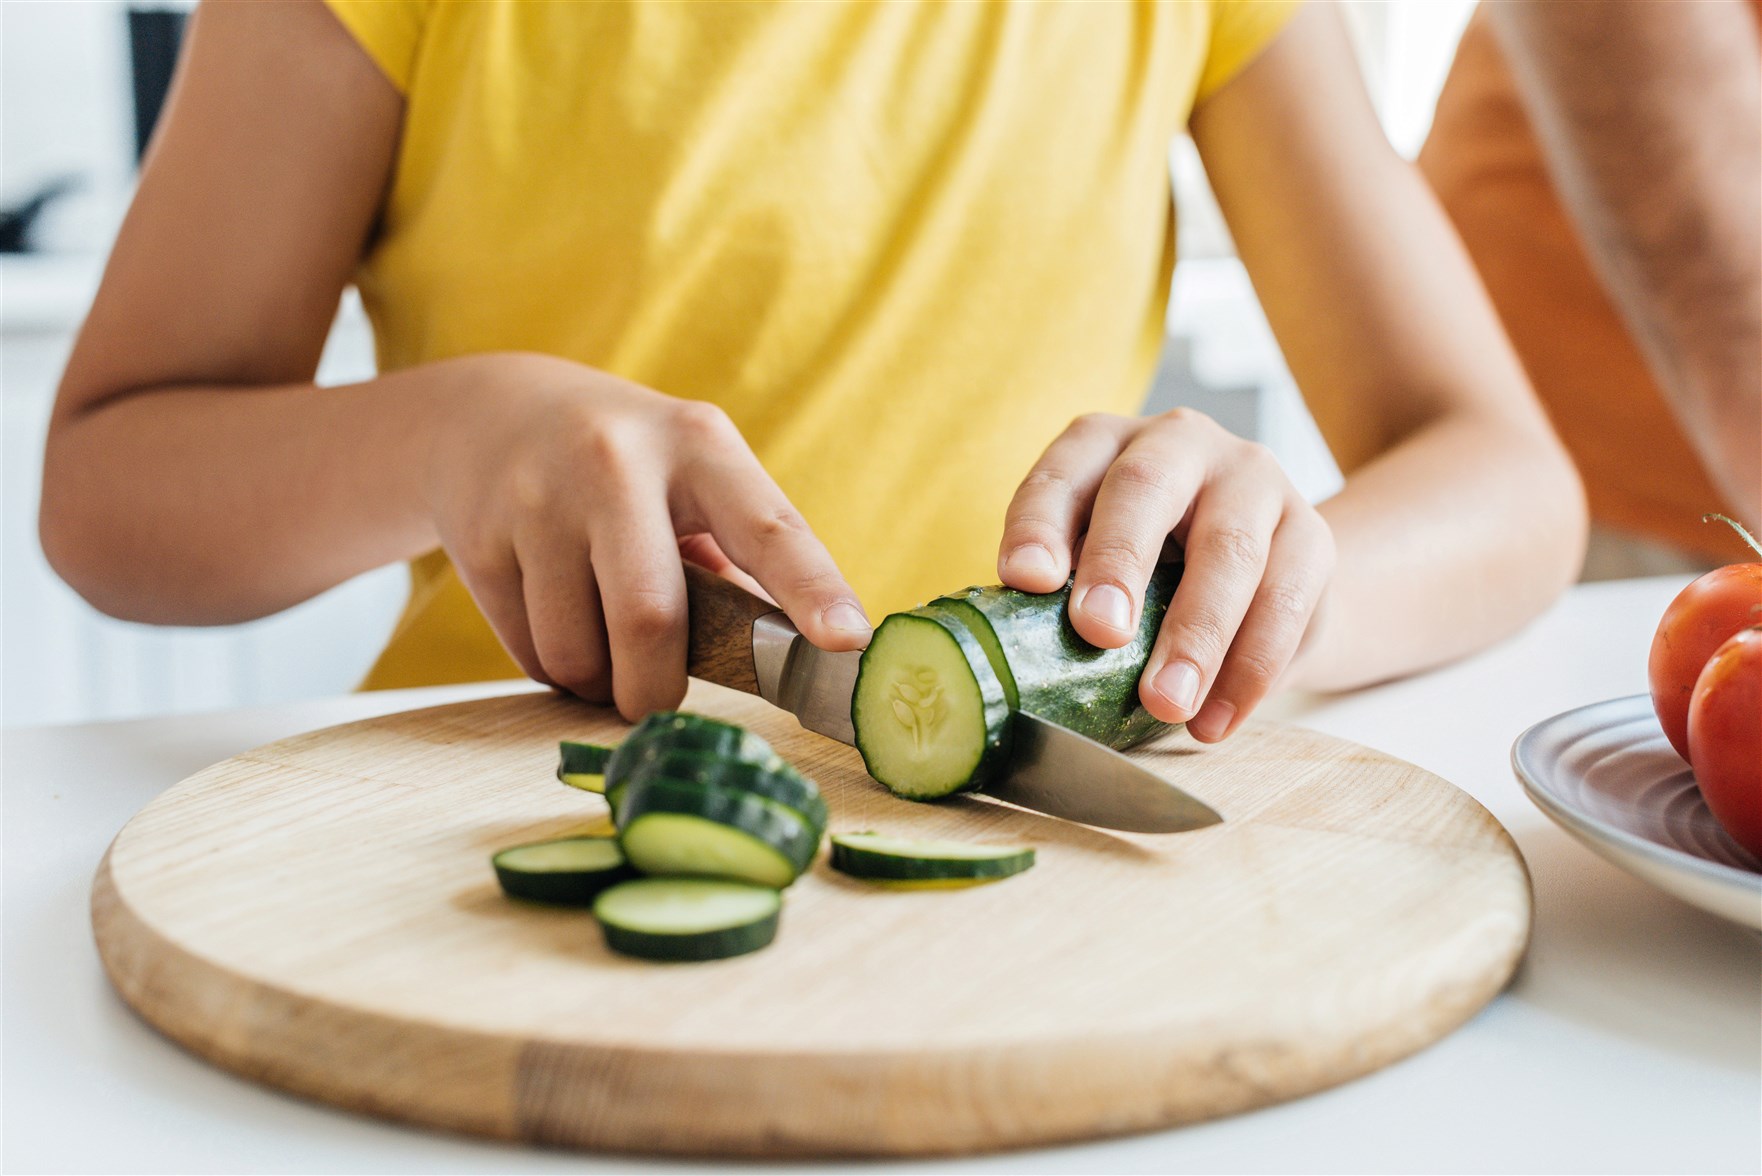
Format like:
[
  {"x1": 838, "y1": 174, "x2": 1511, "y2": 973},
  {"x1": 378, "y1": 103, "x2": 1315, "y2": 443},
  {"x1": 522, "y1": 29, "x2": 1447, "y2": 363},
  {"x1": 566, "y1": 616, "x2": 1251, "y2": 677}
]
[{"x1": 683, "y1": 564, "x2": 1222, "y2": 834}]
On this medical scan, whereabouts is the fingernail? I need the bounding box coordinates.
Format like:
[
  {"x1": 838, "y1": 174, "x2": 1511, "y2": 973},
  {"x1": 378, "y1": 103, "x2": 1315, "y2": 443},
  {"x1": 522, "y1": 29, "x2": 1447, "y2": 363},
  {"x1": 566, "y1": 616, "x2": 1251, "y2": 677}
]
[
  {"x1": 1152, "y1": 659, "x2": 1201, "y2": 714},
  {"x1": 823, "y1": 601, "x2": 872, "y2": 635},
  {"x1": 1004, "y1": 544, "x2": 1058, "y2": 580},
  {"x1": 1189, "y1": 699, "x2": 1237, "y2": 741},
  {"x1": 1080, "y1": 583, "x2": 1132, "y2": 631}
]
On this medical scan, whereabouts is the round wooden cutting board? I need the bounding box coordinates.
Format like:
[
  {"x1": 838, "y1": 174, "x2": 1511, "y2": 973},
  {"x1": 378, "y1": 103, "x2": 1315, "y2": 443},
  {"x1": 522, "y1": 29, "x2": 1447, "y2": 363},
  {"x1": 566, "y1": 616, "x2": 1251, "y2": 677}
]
[{"x1": 92, "y1": 685, "x2": 1530, "y2": 1158}]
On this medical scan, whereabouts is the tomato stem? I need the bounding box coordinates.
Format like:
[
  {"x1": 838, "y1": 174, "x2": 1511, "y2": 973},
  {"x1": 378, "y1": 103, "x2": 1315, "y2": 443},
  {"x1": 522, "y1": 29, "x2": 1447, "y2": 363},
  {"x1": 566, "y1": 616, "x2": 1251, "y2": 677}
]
[{"x1": 1704, "y1": 512, "x2": 1762, "y2": 559}]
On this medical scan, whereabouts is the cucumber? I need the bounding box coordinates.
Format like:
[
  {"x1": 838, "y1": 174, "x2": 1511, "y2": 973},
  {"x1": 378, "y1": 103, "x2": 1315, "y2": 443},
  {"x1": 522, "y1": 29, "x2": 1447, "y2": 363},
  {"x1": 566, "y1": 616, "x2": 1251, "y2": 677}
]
[
  {"x1": 941, "y1": 562, "x2": 1182, "y2": 750},
  {"x1": 617, "y1": 777, "x2": 820, "y2": 888},
  {"x1": 851, "y1": 610, "x2": 1012, "y2": 800},
  {"x1": 919, "y1": 599, "x2": 1019, "y2": 710},
  {"x1": 492, "y1": 836, "x2": 633, "y2": 905},
  {"x1": 604, "y1": 711, "x2": 775, "y2": 785},
  {"x1": 829, "y1": 832, "x2": 1035, "y2": 883},
  {"x1": 618, "y1": 748, "x2": 828, "y2": 831},
  {"x1": 593, "y1": 877, "x2": 781, "y2": 962},
  {"x1": 557, "y1": 740, "x2": 615, "y2": 793}
]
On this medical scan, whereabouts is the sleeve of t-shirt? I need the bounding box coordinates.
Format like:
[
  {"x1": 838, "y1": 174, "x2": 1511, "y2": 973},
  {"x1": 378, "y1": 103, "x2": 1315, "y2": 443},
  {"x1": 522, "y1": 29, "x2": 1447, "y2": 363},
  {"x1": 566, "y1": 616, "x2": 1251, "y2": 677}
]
[
  {"x1": 1195, "y1": 0, "x2": 1305, "y2": 103},
  {"x1": 323, "y1": 0, "x2": 429, "y2": 95}
]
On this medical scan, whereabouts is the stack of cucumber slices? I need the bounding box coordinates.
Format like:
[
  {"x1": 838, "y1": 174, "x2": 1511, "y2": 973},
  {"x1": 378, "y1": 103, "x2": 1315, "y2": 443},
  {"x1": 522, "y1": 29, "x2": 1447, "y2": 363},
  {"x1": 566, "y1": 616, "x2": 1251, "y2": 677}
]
[
  {"x1": 852, "y1": 563, "x2": 1183, "y2": 800},
  {"x1": 502, "y1": 712, "x2": 824, "y2": 962},
  {"x1": 494, "y1": 711, "x2": 1036, "y2": 963}
]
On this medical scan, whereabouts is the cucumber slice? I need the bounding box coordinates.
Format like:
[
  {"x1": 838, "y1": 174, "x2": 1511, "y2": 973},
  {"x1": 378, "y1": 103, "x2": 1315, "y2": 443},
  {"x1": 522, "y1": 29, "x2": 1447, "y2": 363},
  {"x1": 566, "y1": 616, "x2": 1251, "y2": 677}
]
[
  {"x1": 617, "y1": 777, "x2": 820, "y2": 887},
  {"x1": 829, "y1": 832, "x2": 1035, "y2": 883},
  {"x1": 919, "y1": 599, "x2": 1019, "y2": 710},
  {"x1": 605, "y1": 711, "x2": 775, "y2": 785},
  {"x1": 593, "y1": 878, "x2": 781, "y2": 962},
  {"x1": 558, "y1": 740, "x2": 615, "y2": 793},
  {"x1": 619, "y1": 748, "x2": 827, "y2": 831},
  {"x1": 942, "y1": 561, "x2": 1183, "y2": 750},
  {"x1": 492, "y1": 836, "x2": 633, "y2": 905},
  {"x1": 852, "y1": 611, "x2": 1011, "y2": 799}
]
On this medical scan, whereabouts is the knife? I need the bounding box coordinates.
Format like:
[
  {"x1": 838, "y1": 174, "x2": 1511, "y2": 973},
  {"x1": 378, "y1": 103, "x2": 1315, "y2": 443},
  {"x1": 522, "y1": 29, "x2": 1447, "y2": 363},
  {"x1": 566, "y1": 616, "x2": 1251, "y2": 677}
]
[{"x1": 681, "y1": 564, "x2": 1222, "y2": 834}]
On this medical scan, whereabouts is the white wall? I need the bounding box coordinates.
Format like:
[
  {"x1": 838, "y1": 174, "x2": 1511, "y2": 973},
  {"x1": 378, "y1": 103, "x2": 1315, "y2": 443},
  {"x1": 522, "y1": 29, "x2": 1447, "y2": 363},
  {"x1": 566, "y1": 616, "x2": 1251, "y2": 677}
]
[{"x1": 0, "y1": 1, "x2": 139, "y2": 254}]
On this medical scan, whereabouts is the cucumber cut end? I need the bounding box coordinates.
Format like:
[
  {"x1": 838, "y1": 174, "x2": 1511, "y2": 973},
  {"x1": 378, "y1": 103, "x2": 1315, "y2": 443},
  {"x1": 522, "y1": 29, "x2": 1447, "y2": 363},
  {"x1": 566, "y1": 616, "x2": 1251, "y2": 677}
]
[
  {"x1": 559, "y1": 772, "x2": 607, "y2": 793},
  {"x1": 928, "y1": 598, "x2": 1019, "y2": 709},
  {"x1": 853, "y1": 614, "x2": 1003, "y2": 800},
  {"x1": 496, "y1": 837, "x2": 626, "y2": 872},
  {"x1": 829, "y1": 831, "x2": 1035, "y2": 883},
  {"x1": 863, "y1": 876, "x2": 1016, "y2": 890},
  {"x1": 593, "y1": 877, "x2": 782, "y2": 961},
  {"x1": 493, "y1": 836, "x2": 632, "y2": 905},
  {"x1": 620, "y1": 811, "x2": 800, "y2": 889}
]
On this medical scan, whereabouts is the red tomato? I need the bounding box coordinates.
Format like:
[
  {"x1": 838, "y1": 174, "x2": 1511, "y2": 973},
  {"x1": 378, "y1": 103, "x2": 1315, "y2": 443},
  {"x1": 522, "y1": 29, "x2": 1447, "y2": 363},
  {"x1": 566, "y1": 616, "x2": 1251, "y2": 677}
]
[
  {"x1": 1687, "y1": 627, "x2": 1762, "y2": 858},
  {"x1": 1648, "y1": 561, "x2": 1762, "y2": 761}
]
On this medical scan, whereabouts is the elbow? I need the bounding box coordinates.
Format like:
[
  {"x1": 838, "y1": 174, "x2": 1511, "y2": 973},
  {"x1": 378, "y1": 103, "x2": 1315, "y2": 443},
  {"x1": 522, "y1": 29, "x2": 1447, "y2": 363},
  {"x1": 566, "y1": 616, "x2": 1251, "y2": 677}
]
[
  {"x1": 38, "y1": 461, "x2": 139, "y2": 623},
  {"x1": 38, "y1": 436, "x2": 175, "y2": 625},
  {"x1": 41, "y1": 435, "x2": 297, "y2": 628}
]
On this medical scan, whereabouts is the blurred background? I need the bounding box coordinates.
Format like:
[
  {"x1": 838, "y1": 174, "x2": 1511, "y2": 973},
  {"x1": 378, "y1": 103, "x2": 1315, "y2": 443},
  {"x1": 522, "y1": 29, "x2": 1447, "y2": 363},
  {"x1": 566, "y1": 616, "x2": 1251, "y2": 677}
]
[{"x1": 0, "y1": 0, "x2": 1473, "y2": 726}]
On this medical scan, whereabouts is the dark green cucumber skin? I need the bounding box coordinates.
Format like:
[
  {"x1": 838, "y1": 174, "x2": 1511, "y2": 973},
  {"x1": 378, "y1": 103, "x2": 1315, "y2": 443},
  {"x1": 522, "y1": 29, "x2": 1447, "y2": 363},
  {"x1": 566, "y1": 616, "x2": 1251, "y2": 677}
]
[
  {"x1": 829, "y1": 838, "x2": 1035, "y2": 882},
  {"x1": 493, "y1": 841, "x2": 634, "y2": 906},
  {"x1": 620, "y1": 749, "x2": 828, "y2": 831},
  {"x1": 558, "y1": 741, "x2": 614, "y2": 779},
  {"x1": 916, "y1": 600, "x2": 1019, "y2": 709},
  {"x1": 615, "y1": 777, "x2": 822, "y2": 878},
  {"x1": 604, "y1": 711, "x2": 775, "y2": 785},
  {"x1": 940, "y1": 562, "x2": 1182, "y2": 750},
  {"x1": 595, "y1": 907, "x2": 781, "y2": 962},
  {"x1": 495, "y1": 864, "x2": 635, "y2": 905},
  {"x1": 606, "y1": 780, "x2": 629, "y2": 820},
  {"x1": 852, "y1": 611, "x2": 1013, "y2": 799}
]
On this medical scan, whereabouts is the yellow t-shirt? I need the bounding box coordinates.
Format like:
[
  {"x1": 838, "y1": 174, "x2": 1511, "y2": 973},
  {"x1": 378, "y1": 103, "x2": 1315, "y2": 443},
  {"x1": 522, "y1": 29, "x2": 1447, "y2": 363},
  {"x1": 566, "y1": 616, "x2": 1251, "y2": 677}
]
[{"x1": 324, "y1": 0, "x2": 1300, "y2": 690}]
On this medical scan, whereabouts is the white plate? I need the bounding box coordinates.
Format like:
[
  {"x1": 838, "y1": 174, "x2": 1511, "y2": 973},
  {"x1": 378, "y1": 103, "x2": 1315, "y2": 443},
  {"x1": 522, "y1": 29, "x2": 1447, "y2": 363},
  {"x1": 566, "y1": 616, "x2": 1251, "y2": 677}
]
[{"x1": 1513, "y1": 695, "x2": 1762, "y2": 931}]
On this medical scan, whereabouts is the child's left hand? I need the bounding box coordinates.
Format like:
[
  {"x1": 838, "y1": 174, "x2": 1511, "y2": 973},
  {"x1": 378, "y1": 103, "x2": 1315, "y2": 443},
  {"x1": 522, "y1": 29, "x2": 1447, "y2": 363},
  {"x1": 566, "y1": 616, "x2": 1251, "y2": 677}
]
[{"x1": 996, "y1": 408, "x2": 1335, "y2": 742}]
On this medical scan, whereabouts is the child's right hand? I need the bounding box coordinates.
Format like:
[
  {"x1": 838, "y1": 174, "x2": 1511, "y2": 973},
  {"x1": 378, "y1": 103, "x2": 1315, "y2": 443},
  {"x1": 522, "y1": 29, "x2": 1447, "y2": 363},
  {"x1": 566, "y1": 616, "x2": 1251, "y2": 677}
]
[{"x1": 426, "y1": 352, "x2": 871, "y2": 719}]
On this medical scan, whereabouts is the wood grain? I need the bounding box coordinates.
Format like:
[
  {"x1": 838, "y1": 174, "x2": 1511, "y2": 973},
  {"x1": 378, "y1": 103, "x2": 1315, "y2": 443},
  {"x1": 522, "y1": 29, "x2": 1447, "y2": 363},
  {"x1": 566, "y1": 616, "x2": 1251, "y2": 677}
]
[
  {"x1": 92, "y1": 685, "x2": 1531, "y2": 1158},
  {"x1": 683, "y1": 562, "x2": 777, "y2": 695}
]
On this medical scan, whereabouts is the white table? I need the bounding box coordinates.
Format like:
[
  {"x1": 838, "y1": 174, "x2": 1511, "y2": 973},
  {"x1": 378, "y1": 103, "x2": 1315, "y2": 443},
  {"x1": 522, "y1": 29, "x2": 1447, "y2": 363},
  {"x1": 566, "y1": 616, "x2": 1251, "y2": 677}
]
[{"x1": 5, "y1": 577, "x2": 1758, "y2": 1175}]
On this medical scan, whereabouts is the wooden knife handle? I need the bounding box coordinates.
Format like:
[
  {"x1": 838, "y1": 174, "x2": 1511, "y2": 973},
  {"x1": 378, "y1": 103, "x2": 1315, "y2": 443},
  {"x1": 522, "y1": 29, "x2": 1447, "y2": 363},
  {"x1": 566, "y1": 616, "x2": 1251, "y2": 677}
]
[{"x1": 684, "y1": 562, "x2": 781, "y2": 696}]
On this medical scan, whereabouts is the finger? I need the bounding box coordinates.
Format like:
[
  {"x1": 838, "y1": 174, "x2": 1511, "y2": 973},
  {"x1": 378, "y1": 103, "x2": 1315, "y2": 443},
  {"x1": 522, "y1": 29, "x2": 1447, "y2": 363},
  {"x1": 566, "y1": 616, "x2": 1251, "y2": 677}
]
[
  {"x1": 517, "y1": 528, "x2": 611, "y2": 704},
  {"x1": 1185, "y1": 513, "x2": 1333, "y2": 742},
  {"x1": 689, "y1": 455, "x2": 871, "y2": 652},
  {"x1": 591, "y1": 487, "x2": 691, "y2": 720},
  {"x1": 1069, "y1": 433, "x2": 1207, "y2": 649},
  {"x1": 1135, "y1": 462, "x2": 1284, "y2": 723},
  {"x1": 998, "y1": 414, "x2": 1127, "y2": 594},
  {"x1": 452, "y1": 546, "x2": 550, "y2": 688},
  {"x1": 678, "y1": 531, "x2": 736, "y2": 575},
  {"x1": 679, "y1": 532, "x2": 773, "y2": 603}
]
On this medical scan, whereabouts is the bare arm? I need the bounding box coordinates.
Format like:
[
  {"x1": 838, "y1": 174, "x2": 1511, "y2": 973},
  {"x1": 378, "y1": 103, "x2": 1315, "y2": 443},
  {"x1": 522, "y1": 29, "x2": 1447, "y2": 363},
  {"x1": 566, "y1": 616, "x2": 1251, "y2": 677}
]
[
  {"x1": 993, "y1": 2, "x2": 1586, "y2": 740},
  {"x1": 1191, "y1": 2, "x2": 1587, "y2": 693},
  {"x1": 40, "y1": 0, "x2": 867, "y2": 718},
  {"x1": 41, "y1": 0, "x2": 426, "y2": 622},
  {"x1": 1492, "y1": 0, "x2": 1761, "y2": 521}
]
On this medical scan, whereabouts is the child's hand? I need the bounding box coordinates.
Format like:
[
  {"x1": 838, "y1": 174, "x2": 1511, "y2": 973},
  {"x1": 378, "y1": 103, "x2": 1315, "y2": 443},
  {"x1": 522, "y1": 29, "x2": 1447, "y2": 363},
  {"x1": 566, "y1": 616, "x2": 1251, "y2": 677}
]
[
  {"x1": 996, "y1": 409, "x2": 1334, "y2": 742},
  {"x1": 428, "y1": 353, "x2": 871, "y2": 719}
]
